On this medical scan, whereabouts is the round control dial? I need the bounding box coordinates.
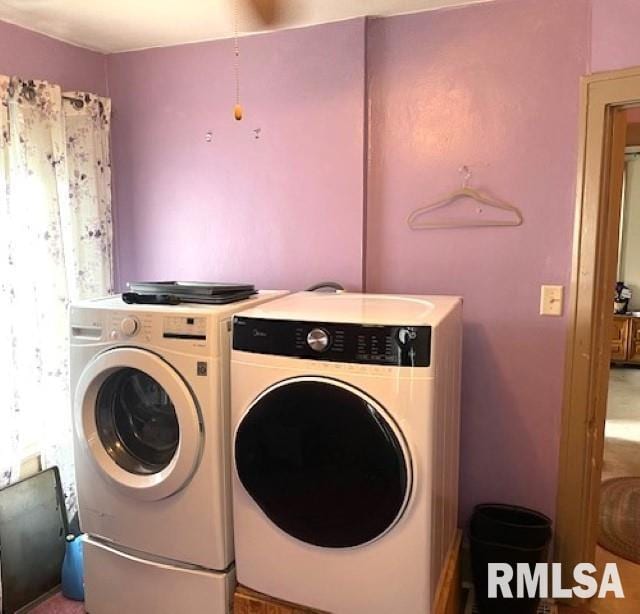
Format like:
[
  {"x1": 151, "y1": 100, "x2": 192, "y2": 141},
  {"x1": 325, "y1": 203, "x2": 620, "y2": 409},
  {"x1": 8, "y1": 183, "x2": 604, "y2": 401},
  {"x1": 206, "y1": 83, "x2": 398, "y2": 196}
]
[
  {"x1": 306, "y1": 328, "x2": 330, "y2": 352},
  {"x1": 120, "y1": 316, "x2": 139, "y2": 337}
]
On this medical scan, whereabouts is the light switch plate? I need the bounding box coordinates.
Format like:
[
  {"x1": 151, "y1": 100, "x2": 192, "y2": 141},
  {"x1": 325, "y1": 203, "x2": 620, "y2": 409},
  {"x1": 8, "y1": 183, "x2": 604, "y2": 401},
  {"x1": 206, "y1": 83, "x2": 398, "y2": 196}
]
[{"x1": 540, "y1": 285, "x2": 563, "y2": 316}]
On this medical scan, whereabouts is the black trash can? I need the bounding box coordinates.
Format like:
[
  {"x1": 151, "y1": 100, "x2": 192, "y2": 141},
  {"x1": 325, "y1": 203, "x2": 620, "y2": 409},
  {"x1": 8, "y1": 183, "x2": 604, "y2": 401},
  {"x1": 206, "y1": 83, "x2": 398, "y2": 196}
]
[{"x1": 470, "y1": 504, "x2": 552, "y2": 614}]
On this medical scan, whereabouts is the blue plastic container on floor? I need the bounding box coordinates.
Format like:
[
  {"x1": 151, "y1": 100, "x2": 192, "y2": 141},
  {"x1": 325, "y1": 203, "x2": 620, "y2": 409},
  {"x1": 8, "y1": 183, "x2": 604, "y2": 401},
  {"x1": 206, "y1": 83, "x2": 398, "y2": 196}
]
[{"x1": 61, "y1": 534, "x2": 85, "y2": 601}]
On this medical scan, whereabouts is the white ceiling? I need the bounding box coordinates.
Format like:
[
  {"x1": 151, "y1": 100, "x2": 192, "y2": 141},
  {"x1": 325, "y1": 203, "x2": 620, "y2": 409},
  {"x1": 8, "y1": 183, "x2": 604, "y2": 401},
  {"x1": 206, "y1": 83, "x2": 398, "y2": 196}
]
[{"x1": 0, "y1": 0, "x2": 493, "y2": 54}]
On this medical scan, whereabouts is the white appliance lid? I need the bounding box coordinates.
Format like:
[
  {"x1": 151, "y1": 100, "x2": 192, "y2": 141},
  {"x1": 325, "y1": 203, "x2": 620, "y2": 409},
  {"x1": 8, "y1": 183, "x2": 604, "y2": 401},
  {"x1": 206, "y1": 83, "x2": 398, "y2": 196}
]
[
  {"x1": 71, "y1": 290, "x2": 288, "y2": 317},
  {"x1": 235, "y1": 292, "x2": 461, "y2": 326}
]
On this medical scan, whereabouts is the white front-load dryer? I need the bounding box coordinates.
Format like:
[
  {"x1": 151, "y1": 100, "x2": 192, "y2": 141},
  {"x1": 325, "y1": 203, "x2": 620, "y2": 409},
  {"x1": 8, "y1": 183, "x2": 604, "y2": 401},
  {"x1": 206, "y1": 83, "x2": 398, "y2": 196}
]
[
  {"x1": 230, "y1": 292, "x2": 462, "y2": 614},
  {"x1": 70, "y1": 291, "x2": 287, "y2": 614}
]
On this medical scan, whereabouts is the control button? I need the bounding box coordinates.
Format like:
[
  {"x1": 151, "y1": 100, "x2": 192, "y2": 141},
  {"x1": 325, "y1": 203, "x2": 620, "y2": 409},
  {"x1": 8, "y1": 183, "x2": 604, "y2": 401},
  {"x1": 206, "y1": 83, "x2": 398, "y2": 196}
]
[
  {"x1": 397, "y1": 327, "x2": 417, "y2": 346},
  {"x1": 306, "y1": 328, "x2": 330, "y2": 352},
  {"x1": 120, "y1": 317, "x2": 139, "y2": 337}
]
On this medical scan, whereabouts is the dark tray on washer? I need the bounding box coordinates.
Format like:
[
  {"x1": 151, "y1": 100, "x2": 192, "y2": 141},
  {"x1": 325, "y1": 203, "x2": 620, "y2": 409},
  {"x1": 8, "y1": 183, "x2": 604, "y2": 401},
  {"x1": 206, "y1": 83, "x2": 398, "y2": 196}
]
[
  {"x1": 127, "y1": 281, "x2": 255, "y2": 297},
  {"x1": 122, "y1": 289, "x2": 257, "y2": 305}
]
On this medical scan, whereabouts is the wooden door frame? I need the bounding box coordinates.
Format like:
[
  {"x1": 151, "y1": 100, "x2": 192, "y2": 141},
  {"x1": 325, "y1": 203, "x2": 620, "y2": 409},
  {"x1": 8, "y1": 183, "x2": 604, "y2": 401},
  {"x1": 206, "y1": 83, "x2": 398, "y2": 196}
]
[{"x1": 555, "y1": 66, "x2": 640, "y2": 593}]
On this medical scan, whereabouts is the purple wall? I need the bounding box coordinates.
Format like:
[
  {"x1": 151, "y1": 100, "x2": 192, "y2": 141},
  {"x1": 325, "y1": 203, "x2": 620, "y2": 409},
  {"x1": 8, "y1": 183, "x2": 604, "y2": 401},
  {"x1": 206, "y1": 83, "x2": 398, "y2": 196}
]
[
  {"x1": 4, "y1": 0, "x2": 636, "y2": 525},
  {"x1": 591, "y1": 0, "x2": 640, "y2": 72},
  {"x1": 107, "y1": 19, "x2": 366, "y2": 291},
  {"x1": 0, "y1": 20, "x2": 107, "y2": 95},
  {"x1": 366, "y1": 0, "x2": 590, "y2": 521}
]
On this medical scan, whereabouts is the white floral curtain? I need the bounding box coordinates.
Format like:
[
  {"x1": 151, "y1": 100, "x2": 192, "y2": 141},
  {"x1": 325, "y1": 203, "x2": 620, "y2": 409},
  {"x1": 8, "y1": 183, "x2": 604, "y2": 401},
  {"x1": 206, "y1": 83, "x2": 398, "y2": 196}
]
[{"x1": 0, "y1": 76, "x2": 112, "y2": 514}]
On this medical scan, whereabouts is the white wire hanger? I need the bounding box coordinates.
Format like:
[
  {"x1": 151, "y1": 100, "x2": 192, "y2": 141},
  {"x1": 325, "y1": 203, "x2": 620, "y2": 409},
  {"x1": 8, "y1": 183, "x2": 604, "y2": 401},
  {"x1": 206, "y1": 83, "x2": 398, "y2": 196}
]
[{"x1": 407, "y1": 166, "x2": 524, "y2": 230}]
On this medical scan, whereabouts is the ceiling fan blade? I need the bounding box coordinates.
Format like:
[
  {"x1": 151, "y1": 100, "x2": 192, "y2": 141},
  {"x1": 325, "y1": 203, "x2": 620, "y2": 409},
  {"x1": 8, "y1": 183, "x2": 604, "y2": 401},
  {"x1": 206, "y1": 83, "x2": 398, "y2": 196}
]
[{"x1": 245, "y1": 0, "x2": 281, "y2": 25}]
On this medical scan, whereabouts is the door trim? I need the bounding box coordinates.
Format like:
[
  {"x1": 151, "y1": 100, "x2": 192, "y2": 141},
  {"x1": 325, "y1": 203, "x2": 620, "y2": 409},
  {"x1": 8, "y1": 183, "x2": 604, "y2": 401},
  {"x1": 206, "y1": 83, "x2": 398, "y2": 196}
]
[
  {"x1": 74, "y1": 347, "x2": 203, "y2": 501},
  {"x1": 556, "y1": 66, "x2": 640, "y2": 594}
]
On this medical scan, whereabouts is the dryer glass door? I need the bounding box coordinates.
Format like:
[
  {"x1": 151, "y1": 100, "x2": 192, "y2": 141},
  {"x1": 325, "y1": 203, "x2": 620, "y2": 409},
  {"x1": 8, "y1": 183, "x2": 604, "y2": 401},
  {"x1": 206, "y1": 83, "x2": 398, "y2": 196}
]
[
  {"x1": 235, "y1": 377, "x2": 411, "y2": 548},
  {"x1": 75, "y1": 348, "x2": 203, "y2": 501}
]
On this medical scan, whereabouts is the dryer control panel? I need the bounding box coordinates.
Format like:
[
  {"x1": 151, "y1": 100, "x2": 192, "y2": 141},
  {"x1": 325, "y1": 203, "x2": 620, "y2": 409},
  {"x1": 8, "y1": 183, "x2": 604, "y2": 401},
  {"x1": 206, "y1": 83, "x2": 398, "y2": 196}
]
[{"x1": 232, "y1": 317, "x2": 431, "y2": 367}]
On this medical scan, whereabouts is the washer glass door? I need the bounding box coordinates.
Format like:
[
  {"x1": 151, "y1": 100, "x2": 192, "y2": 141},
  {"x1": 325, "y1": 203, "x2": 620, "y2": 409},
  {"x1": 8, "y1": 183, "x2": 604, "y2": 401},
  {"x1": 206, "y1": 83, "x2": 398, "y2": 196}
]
[
  {"x1": 75, "y1": 348, "x2": 202, "y2": 501},
  {"x1": 96, "y1": 368, "x2": 179, "y2": 475},
  {"x1": 235, "y1": 377, "x2": 412, "y2": 548}
]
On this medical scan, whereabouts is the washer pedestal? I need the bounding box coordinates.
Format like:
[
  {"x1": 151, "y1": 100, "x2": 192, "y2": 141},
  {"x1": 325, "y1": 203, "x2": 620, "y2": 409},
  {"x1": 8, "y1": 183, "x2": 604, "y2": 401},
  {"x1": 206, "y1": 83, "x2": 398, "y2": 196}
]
[{"x1": 84, "y1": 538, "x2": 235, "y2": 614}]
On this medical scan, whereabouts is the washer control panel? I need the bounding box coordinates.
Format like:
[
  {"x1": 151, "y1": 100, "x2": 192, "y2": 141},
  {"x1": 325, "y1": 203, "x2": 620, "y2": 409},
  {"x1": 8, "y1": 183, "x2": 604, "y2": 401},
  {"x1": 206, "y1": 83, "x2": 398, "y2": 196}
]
[
  {"x1": 163, "y1": 316, "x2": 207, "y2": 341},
  {"x1": 120, "y1": 316, "x2": 139, "y2": 337},
  {"x1": 233, "y1": 317, "x2": 431, "y2": 367},
  {"x1": 107, "y1": 313, "x2": 152, "y2": 341}
]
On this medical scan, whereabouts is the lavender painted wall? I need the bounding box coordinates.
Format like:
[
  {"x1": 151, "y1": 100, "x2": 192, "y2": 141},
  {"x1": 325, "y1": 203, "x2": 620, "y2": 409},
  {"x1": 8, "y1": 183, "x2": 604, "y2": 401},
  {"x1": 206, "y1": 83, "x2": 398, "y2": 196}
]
[
  {"x1": 366, "y1": 0, "x2": 590, "y2": 521},
  {"x1": 591, "y1": 0, "x2": 640, "y2": 72},
  {"x1": 0, "y1": 20, "x2": 106, "y2": 95},
  {"x1": 107, "y1": 19, "x2": 366, "y2": 291},
  {"x1": 5, "y1": 0, "x2": 631, "y2": 526}
]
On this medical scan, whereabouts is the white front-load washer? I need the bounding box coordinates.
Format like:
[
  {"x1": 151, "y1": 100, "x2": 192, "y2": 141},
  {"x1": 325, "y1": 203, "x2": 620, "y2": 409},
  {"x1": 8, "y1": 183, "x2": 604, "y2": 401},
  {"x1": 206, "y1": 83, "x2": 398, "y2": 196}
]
[
  {"x1": 230, "y1": 292, "x2": 462, "y2": 614},
  {"x1": 70, "y1": 291, "x2": 287, "y2": 614}
]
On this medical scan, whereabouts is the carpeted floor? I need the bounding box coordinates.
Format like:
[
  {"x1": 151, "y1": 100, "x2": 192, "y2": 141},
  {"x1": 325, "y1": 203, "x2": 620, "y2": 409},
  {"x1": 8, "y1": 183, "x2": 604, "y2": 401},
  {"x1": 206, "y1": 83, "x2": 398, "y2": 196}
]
[{"x1": 29, "y1": 593, "x2": 84, "y2": 614}]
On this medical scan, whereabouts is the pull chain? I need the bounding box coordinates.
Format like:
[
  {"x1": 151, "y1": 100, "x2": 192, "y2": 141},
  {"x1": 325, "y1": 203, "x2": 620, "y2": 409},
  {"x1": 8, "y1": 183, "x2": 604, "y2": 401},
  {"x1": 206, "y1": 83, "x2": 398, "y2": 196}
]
[{"x1": 233, "y1": 0, "x2": 243, "y2": 120}]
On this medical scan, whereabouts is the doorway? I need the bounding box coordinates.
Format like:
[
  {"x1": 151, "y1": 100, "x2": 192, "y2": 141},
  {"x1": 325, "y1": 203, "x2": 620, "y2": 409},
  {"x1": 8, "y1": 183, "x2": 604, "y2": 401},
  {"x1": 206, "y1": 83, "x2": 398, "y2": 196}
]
[
  {"x1": 556, "y1": 68, "x2": 640, "y2": 612},
  {"x1": 594, "y1": 117, "x2": 640, "y2": 613}
]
